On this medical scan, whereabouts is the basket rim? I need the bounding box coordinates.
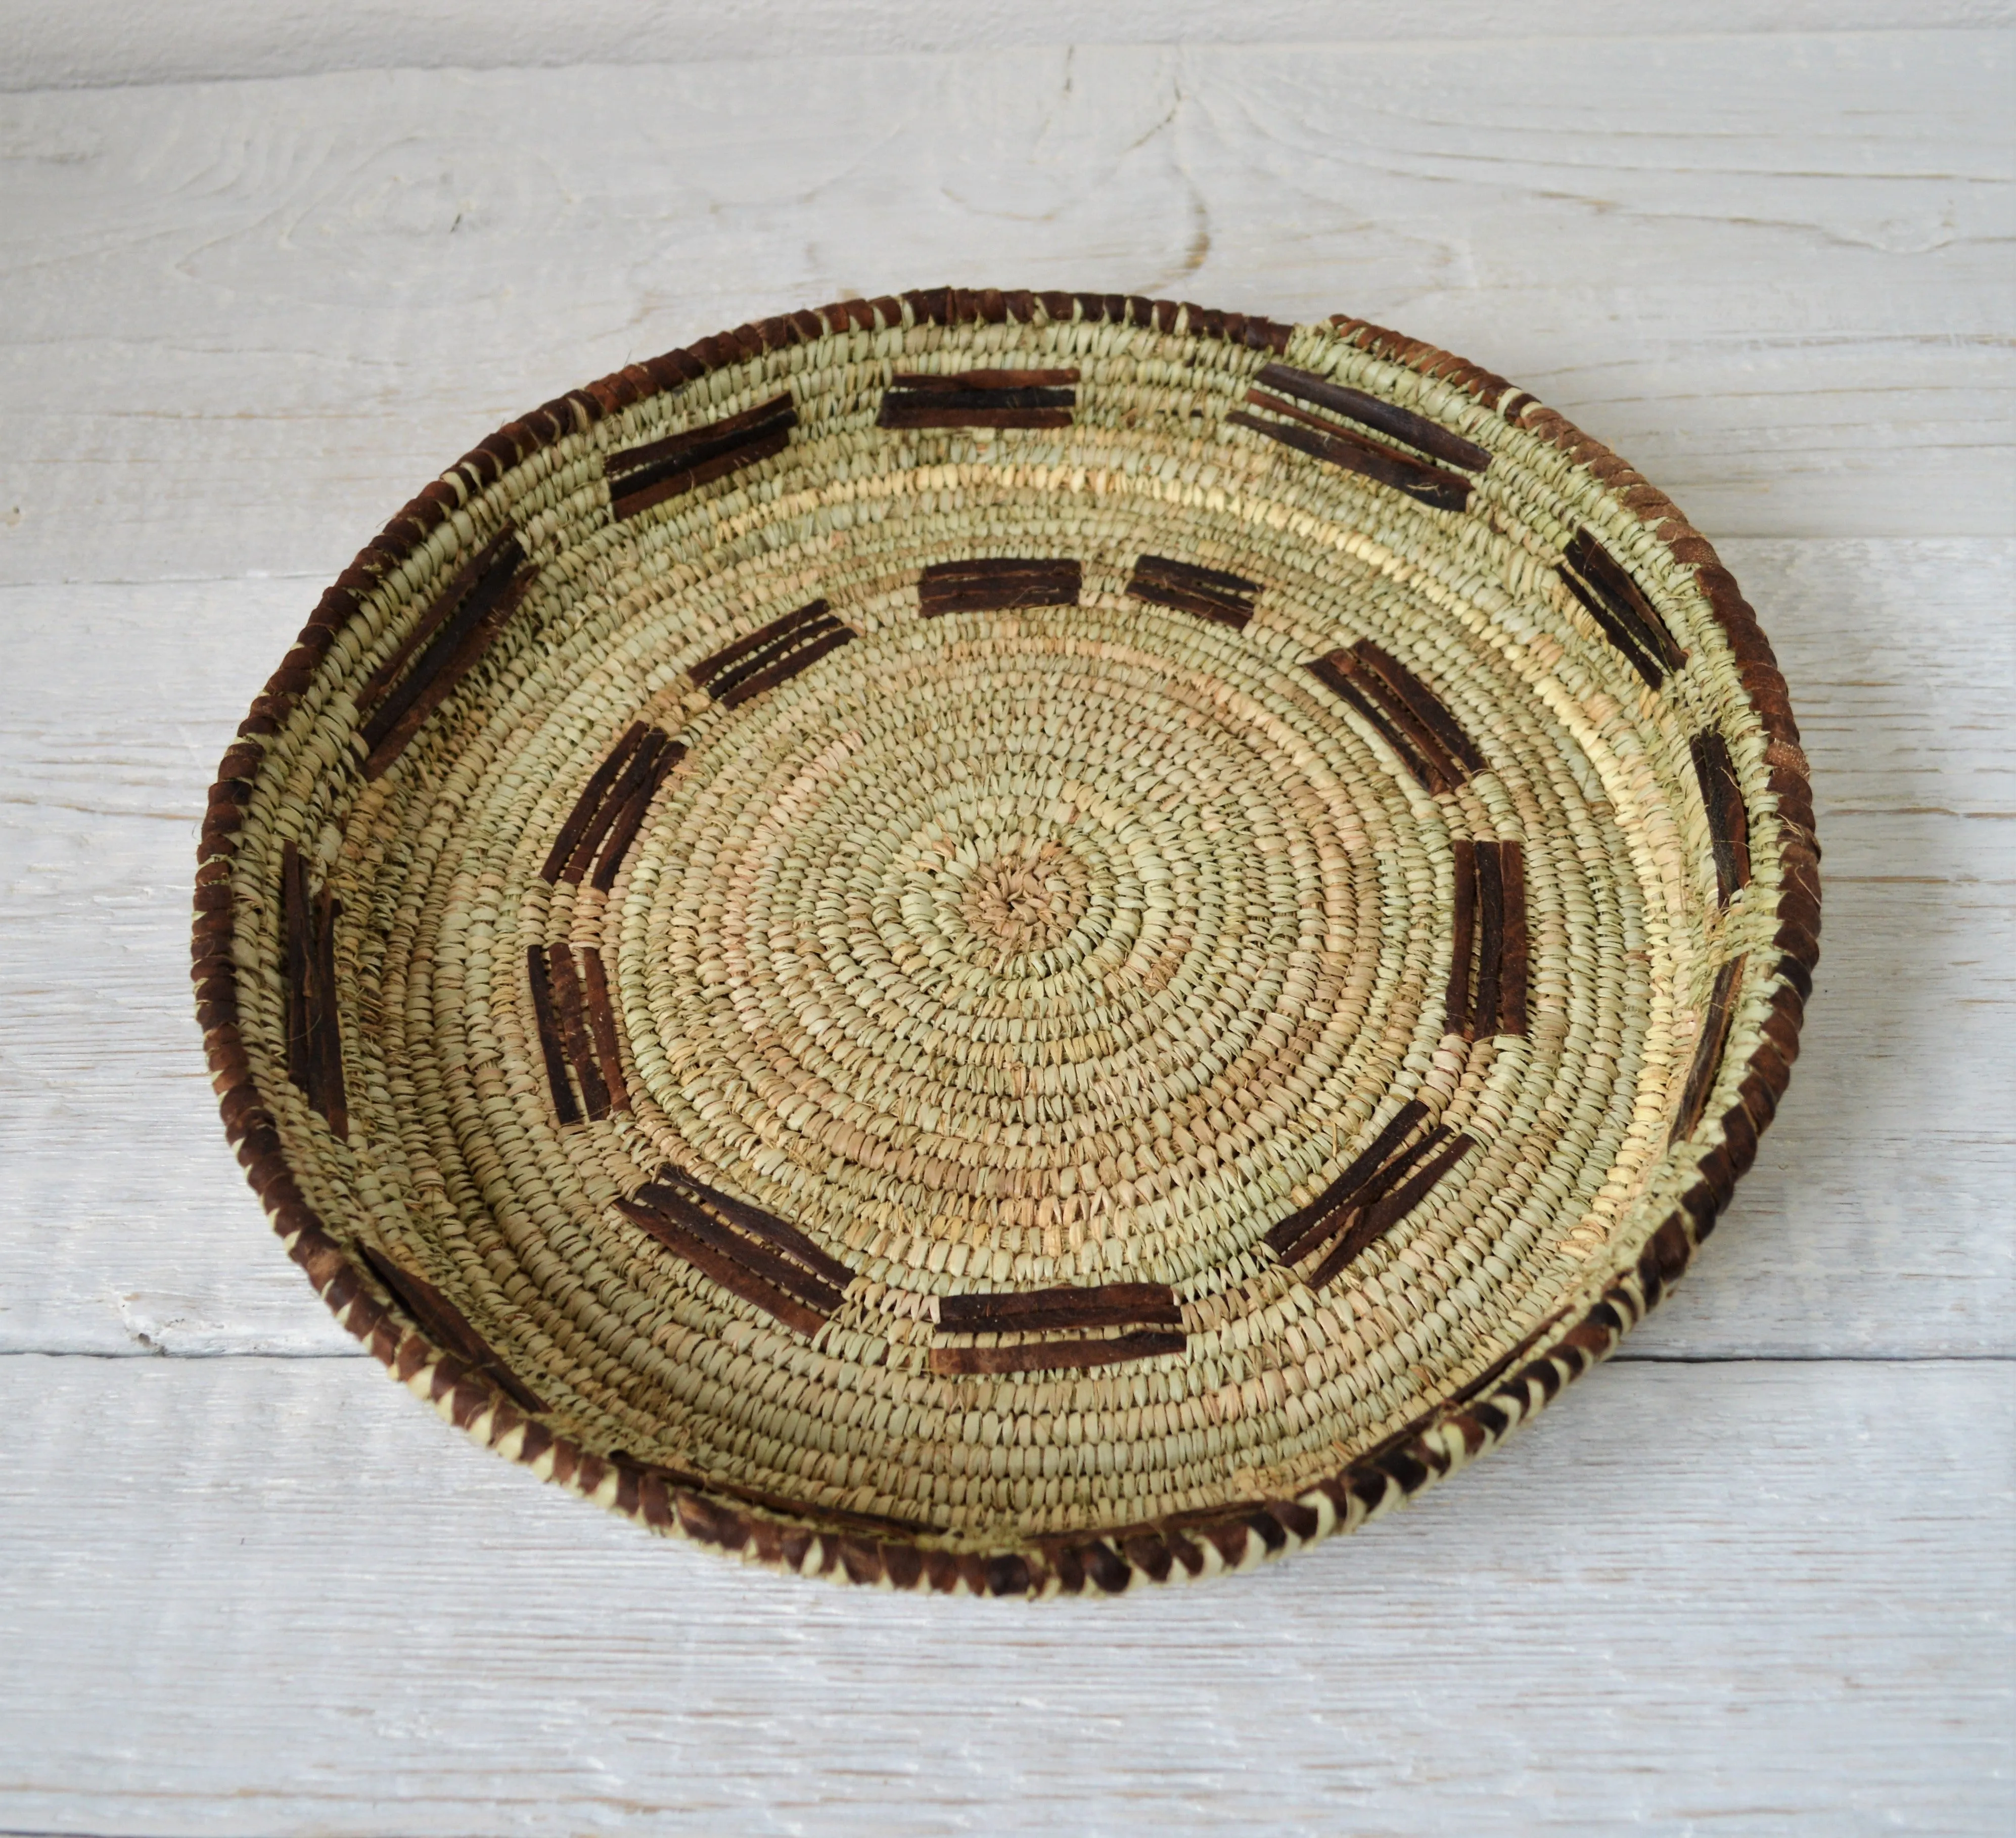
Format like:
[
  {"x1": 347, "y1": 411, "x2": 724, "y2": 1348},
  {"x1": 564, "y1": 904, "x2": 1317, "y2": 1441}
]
[{"x1": 191, "y1": 287, "x2": 1820, "y2": 1596}]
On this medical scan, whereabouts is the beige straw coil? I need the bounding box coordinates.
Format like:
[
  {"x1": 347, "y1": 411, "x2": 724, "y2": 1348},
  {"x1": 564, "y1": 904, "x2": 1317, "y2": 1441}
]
[{"x1": 194, "y1": 291, "x2": 1818, "y2": 1594}]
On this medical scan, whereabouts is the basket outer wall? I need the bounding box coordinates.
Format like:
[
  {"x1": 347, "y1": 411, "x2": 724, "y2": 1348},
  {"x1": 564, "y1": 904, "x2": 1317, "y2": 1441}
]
[{"x1": 191, "y1": 289, "x2": 1819, "y2": 1596}]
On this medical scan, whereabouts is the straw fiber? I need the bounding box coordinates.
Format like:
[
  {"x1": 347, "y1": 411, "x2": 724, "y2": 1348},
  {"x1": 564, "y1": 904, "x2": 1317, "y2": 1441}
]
[{"x1": 194, "y1": 292, "x2": 1818, "y2": 1594}]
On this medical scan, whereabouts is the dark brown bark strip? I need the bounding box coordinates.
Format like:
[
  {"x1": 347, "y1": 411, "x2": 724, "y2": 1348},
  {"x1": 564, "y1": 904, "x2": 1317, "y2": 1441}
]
[
  {"x1": 1255, "y1": 362, "x2": 1493, "y2": 471},
  {"x1": 928, "y1": 1330, "x2": 1187, "y2": 1376},
  {"x1": 359, "y1": 533, "x2": 527, "y2": 754},
  {"x1": 588, "y1": 738, "x2": 683, "y2": 892},
  {"x1": 313, "y1": 887, "x2": 347, "y2": 1136},
  {"x1": 623, "y1": 1186, "x2": 845, "y2": 1314},
  {"x1": 576, "y1": 945, "x2": 630, "y2": 1113},
  {"x1": 1304, "y1": 652, "x2": 1443, "y2": 791},
  {"x1": 1497, "y1": 839, "x2": 1529, "y2": 1037},
  {"x1": 564, "y1": 727, "x2": 669, "y2": 884},
  {"x1": 691, "y1": 599, "x2": 832, "y2": 690},
  {"x1": 938, "y1": 1282, "x2": 1181, "y2": 1334},
  {"x1": 1691, "y1": 730, "x2": 1752, "y2": 904},
  {"x1": 646, "y1": 1164, "x2": 856, "y2": 1294},
  {"x1": 606, "y1": 394, "x2": 797, "y2": 480},
  {"x1": 1673, "y1": 955, "x2": 1747, "y2": 1146},
  {"x1": 1353, "y1": 641, "x2": 1488, "y2": 775},
  {"x1": 716, "y1": 623, "x2": 854, "y2": 709},
  {"x1": 541, "y1": 722, "x2": 646, "y2": 882},
  {"x1": 524, "y1": 943, "x2": 581, "y2": 1125},
  {"x1": 1445, "y1": 838, "x2": 1478, "y2": 1037},
  {"x1": 879, "y1": 369, "x2": 1076, "y2": 429},
  {"x1": 545, "y1": 944, "x2": 611, "y2": 1121},
  {"x1": 1310, "y1": 1133, "x2": 1476, "y2": 1288},
  {"x1": 1126, "y1": 554, "x2": 1261, "y2": 629},
  {"x1": 356, "y1": 1243, "x2": 546, "y2": 1413},
  {"x1": 1228, "y1": 406, "x2": 1473, "y2": 513},
  {"x1": 1560, "y1": 566, "x2": 1665, "y2": 688},
  {"x1": 614, "y1": 1198, "x2": 830, "y2": 1337},
  {"x1": 281, "y1": 842, "x2": 315, "y2": 1099},
  {"x1": 1340, "y1": 648, "x2": 1466, "y2": 791},
  {"x1": 919, "y1": 558, "x2": 1083, "y2": 617},
  {"x1": 613, "y1": 428, "x2": 794, "y2": 519},
  {"x1": 607, "y1": 395, "x2": 797, "y2": 519},
  {"x1": 359, "y1": 526, "x2": 522, "y2": 711},
  {"x1": 703, "y1": 611, "x2": 844, "y2": 702},
  {"x1": 1473, "y1": 841, "x2": 1505, "y2": 1040},
  {"x1": 361, "y1": 567, "x2": 535, "y2": 780},
  {"x1": 1269, "y1": 1100, "x2": 1433, "y2": 1262},
  {"x1": 1564, "y1": 530, "x2": 1687, "y2": 672},
  {"x1": 1287, "y1": 1123, "x2": 1455, "y2": 1270}
]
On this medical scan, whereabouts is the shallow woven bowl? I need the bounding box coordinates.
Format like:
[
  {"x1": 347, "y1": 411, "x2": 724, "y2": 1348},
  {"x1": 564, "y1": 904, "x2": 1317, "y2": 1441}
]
[{"x1": 195, "y1": 291, "x2": 1818, "y2": 1595}]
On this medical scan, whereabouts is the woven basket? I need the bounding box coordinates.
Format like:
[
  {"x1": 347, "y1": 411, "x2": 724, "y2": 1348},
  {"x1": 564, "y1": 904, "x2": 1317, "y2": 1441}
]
[{"x1": 194, "y1": 291, "x2": 1818, "y2": 1595}]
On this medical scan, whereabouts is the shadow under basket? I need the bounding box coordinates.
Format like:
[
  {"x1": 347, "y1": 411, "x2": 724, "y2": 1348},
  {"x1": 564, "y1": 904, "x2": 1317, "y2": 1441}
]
[{"x1": 195, "y1": 290, "x2": 1818, "y2": 1596}]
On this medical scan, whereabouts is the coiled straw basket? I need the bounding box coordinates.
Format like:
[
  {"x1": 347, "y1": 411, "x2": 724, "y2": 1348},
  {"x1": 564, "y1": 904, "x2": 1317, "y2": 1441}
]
[{"x1": 194, "y1": 290, "x2": 1818, "y2": 1595}]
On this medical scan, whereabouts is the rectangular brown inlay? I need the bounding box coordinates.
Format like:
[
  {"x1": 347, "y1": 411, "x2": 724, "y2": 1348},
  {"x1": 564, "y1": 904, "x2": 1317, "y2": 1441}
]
[
  {"x1": 356, "y1": 1243, "x2": 546, "y2": 1413},
  {"x1": 1254, "y1": 363, "x2": 1493, "y2": 472},
  {"x1": 1690, "y1": 730, "x2": 1752, "y2": 905},
  {"x1": 938, "y1": 1282, "x2": 1181, "y2": 1335},
  {"x1": 1444, "y1": 839, "x2": 1477, "y2": 1037},
  {"x1": 360, "y1": 531, "x2": 531, "y2": 780},
  {"x1": 1229, "y1": 404, "x2": 1473, "y2": 513},
  {"x1": 542, "y1": 722, "x2": 647, "y2": 883},
  {"x1": 525, "y1": 943, "x2": 580, "y2": 1125},
  {"x1": 576, "y1": 945, "x2": 630, "y2": 1113},
  {"x1": 928, "y1": 1330, "x2": 1187, "y2": 1376},
  {"x1": 545, "y1": 943, "x2": 611, "y2": 1121},
  {"x1": 1309, "y1": 1133, "x2": 1477, "y2": 1288},
  {"x1": 919, "y1": 558, "x2": 1083, "y2": 618},
  {"x1": 1672, "y1": 955, "x2": 1747, "y2": 1146},
  {"x1": 878, "y1": 368, "x2": 1077, "y2": 430},
  {"x1": 615, "y1": 1196, "x2": 831, "y2": 1338},
  {"x1": 1559, "y1": 529, "x2": 1687, "y2": 688},
  {"x1": 1126, "y1": 555, "x2": 1261, "y2": 630},
  {"x1": 1266, "y1": 1098, "x2": 1429, "y2": 1258},
  {"x1": 647, "y1": 1164, "x2": 856, "y2": 1295},
  {"x1": 607, "y1": 394, "x2": 797, "y2": 520}
]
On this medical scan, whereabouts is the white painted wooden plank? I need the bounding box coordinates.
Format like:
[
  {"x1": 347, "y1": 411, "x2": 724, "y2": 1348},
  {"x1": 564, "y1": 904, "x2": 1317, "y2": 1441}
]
[
  {"x1": 1, "y1": 539, "x2": 2008, "y2": 1359},
  {"x1": 0, "y1": 32, "x2": 2007, "y2": 590},
  {"x1": 12, "y1": 2, "x2": 2011, "y2": 93},
  {"x1": 0, "y1": 1354, "x2": 2005, "y2": 1837}
]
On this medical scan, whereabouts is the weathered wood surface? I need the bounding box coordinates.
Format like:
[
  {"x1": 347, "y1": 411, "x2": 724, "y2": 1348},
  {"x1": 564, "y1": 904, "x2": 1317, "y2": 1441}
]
[
  {"x1": 1, "y1": 29, "x2": 2009, "y2": 591},
  {"x1": 0, "y1": 1356, "x2": 2007, "y2": 1837},
  {"x1": 1, "y1": 22, "x2": 2011, "y2": 1836}
]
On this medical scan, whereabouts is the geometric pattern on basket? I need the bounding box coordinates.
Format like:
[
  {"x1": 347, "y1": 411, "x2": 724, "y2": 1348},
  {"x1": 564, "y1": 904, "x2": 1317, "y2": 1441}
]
[
  {"x1": 1558, "y1": 527, "x2": 1689, "y2": 688},
  {"x1": 606, "y1": 394, "x2": 798, "y2": 522},
  {"x1": 280, "y1": 841, "x2": 346, "y2": 1135},
  {"x1": 1228, "y1": 361, "x2": 1487, "y2": 513},
  {"x1": 1305, "y1": 641, "x2": 1488, "y2": 793},
  {"x1": 615, "y1": 1165, "x2": 857, "y2": 1341},
  {"x1": 1264, "y1": 1099, "x2": 1478, "y2": 1290},
  {"x1": 690, "y1": 598, "x2": 855, "y2": 708},
  {"x1": 1691, "y1": 730, "x2": 1752, "y2": 905},
  {"x1": 1125, "y1": 554, "x2": 1261, "y2": 630},
  {"x1": 1444, "y1": 839, "x2": 1529, "y2": 1039},
  {"x1": 878, "y1": 368, "x2": 1078, "y2": 431},
  {"x1": 540, "y1": 722, "x2": 686, "y2": 889},
  {"x1": 356, "y1": 526, "x2": 537, "y2": 782},
  {"x1": 195, "y1": 290, "x2": 1818, "y2": 1595},
  {"x1": 929, "y1": 1284, "x2": 1186, "y2": 1375},
  {"x1": 526, "y1": 942, "x2": 628, "y2": 1124},
  {"x1": 919, "y1": 557, "x2": 1084, "y2": 617}
]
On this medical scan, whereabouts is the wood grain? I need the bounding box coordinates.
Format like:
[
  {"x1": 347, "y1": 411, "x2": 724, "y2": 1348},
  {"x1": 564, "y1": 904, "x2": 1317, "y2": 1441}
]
[
  {"x1": 0, "y1": 1354, "x2": 2006, "y2": 1835},
  {"x1": 0, "y1": 32, "x2": 2007, "y2": 590}
]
